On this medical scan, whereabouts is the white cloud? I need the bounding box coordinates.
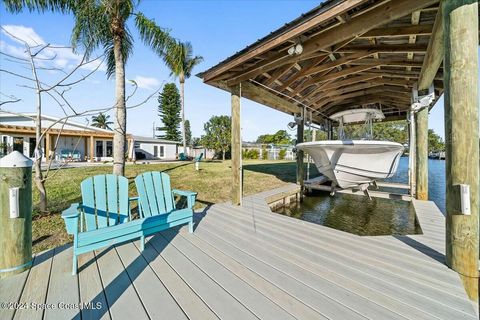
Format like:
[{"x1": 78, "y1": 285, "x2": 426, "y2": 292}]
[
  {"x1": 1, "y1": 24, "x2": 105, "y2": 72},
  {"x1": 2, "y1": 25, "x2": 44, "y2": 46},
  {"x1": 133, "y1": 76, "x2": 161, "y2": 90}
]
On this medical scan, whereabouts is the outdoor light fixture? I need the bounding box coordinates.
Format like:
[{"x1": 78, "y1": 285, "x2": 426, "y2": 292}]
[
  {"x1": 287, "y1": 43, "x2": 303, "y2": 56},
  {"x1": 287, "y1": 113, "x2": 303, "y2": 129}
]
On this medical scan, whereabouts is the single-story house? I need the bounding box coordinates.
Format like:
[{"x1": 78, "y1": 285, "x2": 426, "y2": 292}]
[
  {"x1": 0, "y1": 113, "x2": 179, "y2": 162},
  {"x1": 133, "y1": 136, "x2": 178, "y2": 160}
]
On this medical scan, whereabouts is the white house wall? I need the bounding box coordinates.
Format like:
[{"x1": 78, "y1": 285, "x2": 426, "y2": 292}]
[{"x1": 136, "y1": 142, "x2": 177, "y2": 160}]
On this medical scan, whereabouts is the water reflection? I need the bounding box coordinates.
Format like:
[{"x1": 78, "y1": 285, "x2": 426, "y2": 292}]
[
  {"x1": 386, "y1": 156, "x2": 446, "y2": 214},
  {"x1": 275, "y1": 191, "x2": 421, "y2": 236}
]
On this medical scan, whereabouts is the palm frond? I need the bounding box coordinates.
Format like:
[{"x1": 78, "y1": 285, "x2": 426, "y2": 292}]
[
  {"x1": 3, "y1": 0, "x2": 74, "y2": 13},
  {"x1": 162, "y1": 41, "x2": 203, "y2": 80},
  {"x1": 135, "y1": 12, "x2": 177, "y2": 61},
  {"x1": 71, "y1": 0, "x2": 111, "y2": 59}
]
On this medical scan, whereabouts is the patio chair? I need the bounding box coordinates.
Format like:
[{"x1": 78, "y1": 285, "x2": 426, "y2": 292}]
[
  {"x1": 62, "y1": 173, "x2": 196, "y2": 275},
  {"x1": 60, "y1": 149, "x2": 70, "y2": 161},
  {"x1": 72, "y1": 150, "x2": 81, "y2": 161},
  {"x1": 178, "y1": 152, "x2": 188, "y2": 161}
]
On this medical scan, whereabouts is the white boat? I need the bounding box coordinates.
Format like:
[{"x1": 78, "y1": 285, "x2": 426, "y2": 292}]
[{"x1": 296, "y1": 109, "x2": 404, "y2": 189}]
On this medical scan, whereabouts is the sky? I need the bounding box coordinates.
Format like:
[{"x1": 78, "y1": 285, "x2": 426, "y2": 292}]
[{"x1": 0, "y1": 0, "x2": 471, "y2": 141}]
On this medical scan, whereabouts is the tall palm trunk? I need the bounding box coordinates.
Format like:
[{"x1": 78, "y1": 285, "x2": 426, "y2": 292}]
[
  {"x1": 112, "y1": 32, "x2": 126, "y2": 176},
  {"x1": 180, "y1": 79, "x2": 186, "y2": 154}
]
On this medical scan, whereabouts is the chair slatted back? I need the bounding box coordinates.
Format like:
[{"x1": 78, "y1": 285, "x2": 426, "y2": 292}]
[
  {"x1": 80, "y1": 174, "x2": 129, "y2": 231},
  {"x1": 135, "y1": 172, "x2": 174, "y2": 217}
]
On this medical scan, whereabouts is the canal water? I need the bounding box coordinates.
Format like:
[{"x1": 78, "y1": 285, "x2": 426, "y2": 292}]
[{"x1": 274, "y1": 157, "x2": 446, "y2": 236}]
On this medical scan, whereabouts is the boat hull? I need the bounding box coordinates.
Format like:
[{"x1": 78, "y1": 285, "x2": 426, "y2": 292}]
[{"x1": 297, "y1": 140, "x2": 404, "y2": 189}]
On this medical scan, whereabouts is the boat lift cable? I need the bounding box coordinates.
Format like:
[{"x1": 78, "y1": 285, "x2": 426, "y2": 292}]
[{"x1": 248, "y1": 79, "x2": 330, "y2": 120}]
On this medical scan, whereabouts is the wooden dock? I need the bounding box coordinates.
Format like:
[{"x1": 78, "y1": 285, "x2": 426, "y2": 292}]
[{"x1": 0, "y1": 185, "x2": 477, "y2": 320}]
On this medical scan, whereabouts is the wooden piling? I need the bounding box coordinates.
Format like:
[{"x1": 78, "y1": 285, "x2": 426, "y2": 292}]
[
  {"x1": 231, "y1": 84, "x2": 242, "y2": 206},
  {"x1": 408, "y1": 111, "x2": 417, "y2": 197},
  {"x1": 443, "y1": 0, "x2": 479, "y2": 302},
  {"x1": 296, "y1": 109, "x2": 305, "y2": 188},
  {"x1": 0, "y1": 151, "x2": 33, "y2": 279},
  {"x1": 415, "y1": 107, "x2": 428, "y2": 200}
]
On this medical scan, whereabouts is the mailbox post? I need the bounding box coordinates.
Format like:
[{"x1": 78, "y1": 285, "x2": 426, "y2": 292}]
[{"x1": 0, "y1": 151, "x2": 33, "y2": 279}]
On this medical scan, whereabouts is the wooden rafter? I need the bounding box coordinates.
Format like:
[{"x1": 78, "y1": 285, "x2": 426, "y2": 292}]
[
  {"x1": 203, "y1": 0, "x2": 369, "y2": 82},
  {"x1": 222, "y1": 0, "x2": 438, "y2": 86},
  {"x1": 417, "y1": 3, "x2": 444, "y2": 90},
  {"x1": 360, "y1": 24, "x2": 433, "y2": 38}
]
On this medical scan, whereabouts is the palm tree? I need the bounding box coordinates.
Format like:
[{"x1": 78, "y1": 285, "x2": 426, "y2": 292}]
[
  {"x1": 6, "y1": 0, "x2": 178, "y2": 176},
  {"x1": 162, "y1": 41, "x2": 203, "y2": 154},
  {"x1": 91, "y1": 112, "x2": 113, "y2": 130}
]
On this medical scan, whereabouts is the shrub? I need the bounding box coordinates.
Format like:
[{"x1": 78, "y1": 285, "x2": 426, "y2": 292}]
[
  {"x1": 243, "y1": 149, "x2": 260, "y2": 159},
  {"x1": 262, "y1": 147, "x2": 268, "y2": 160},
  {"x1": 248, "y1": 149, "x2": 259, "y2": 159},
  {"x1": 279, "y1": 148, "x2": 287, "y2": 160}
]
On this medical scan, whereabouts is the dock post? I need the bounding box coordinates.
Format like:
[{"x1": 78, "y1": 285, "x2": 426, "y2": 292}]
[
  {"x1": 296, "y1": 108, "x2": 305, "y2": 191},
  {"x1": 0, "y1": 151, "x2": 33, "y2": 279},
  {"x1": 443, "y1": 0, "x2": 479, "y2": 302},
  {"x1": 408, "y1": 111, "x2": 417, "y2": 197},
  {"x1": 231, "y1": 83, "x2": 242, "y2": 206},
  {"x1": 415, "y1": 107, "x2": 428, "y2": 200}
]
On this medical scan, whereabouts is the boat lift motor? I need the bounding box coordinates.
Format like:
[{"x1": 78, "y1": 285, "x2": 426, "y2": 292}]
[{"x1": 411, "y1": 83, "x2": 435, "y2": 112}]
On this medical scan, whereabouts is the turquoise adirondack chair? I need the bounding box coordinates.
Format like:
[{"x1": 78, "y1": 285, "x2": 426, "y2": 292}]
[
  {"x1": 134, "y1": 171, "x2": 196, "y2": 232},
  {"x1": 62, "y1": 175, "x2": 137, "y2": 274},
  {"x1": 62, "y1": 173, "x2": 196, "y2": 275}
]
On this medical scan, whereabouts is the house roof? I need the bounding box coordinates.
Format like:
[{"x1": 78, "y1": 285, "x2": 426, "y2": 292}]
[
  {"x1": 199, "y1": 0, "x2": 446, "y2": 125},
  {"x1": 0, "y1": 112, "x2": 115, "y2": 134},
  {"x1": 133, "y1": 135, "x2": 179, "y2": 144}
]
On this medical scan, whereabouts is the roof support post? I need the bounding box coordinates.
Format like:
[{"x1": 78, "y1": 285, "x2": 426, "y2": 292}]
[
  {"x1": 415, "y1": 107, "x2": 428, "y2": 200},
  {"x1": 231, "y1": 84, "x2": 242, "y2": 206},
  {"x1": 443, "y1": 0, "x2": 479, "y2": 303},
  {"x1": 89, "y1": 136, "x2": 94, "y2": 162},
  {"x1": 296, "y1": 108, "x2": 305, "y2": 192},
  {"x1": 408, "y1": 111, "x2": 416, "y2": 198}
]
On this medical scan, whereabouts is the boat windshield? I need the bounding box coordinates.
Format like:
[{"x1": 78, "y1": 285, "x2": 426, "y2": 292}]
[{"x1": 337, "y1": 111, "x2": 376, "y2": 140}]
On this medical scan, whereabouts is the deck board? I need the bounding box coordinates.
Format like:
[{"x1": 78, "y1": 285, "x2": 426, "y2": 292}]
[
  {"x1": 44, "y1": 245, "x2": 80, "y2": 320},
  {"x1": 78, "y1": 251, "x2": 111, "y2": 320},
  {"x1": 197, "y1": 211, "x2": 468, "y2": 320},
  {"x1": 0, "y1": 184, "x2": 477, "y2": 320}
]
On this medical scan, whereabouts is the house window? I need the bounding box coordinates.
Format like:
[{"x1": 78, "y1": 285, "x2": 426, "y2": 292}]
[
  {"x1": 106, "y1": 141, "x2": 113, "y2": 157},
  {"x1": 1, "y1": 136, "x2": 7, "y2": 155},
  {"x1": 13, "y1": 137, "x2": 23, "y2": 153},
  {"x1": 96, "y1": 141, "x2": 103, "y2": 157},
  {"x1": 153, "y1": 146, "x2": 158, "y2": 158},
  {"x1": 29, "y1": 138, "x2": 36, "y2": 158},
  {"x1": 160, "y1": 146, "x2": 164, "y2": 157}
]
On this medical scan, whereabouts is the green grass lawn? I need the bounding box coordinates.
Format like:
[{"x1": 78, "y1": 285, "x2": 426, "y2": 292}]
[{"x1": 32, "y1": 160, "x2": 301, "y2": 253}]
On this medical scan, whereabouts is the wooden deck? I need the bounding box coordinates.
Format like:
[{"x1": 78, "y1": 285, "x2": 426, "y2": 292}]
[{"x1": 1, "y1": 184, "x2": 477, "y2": 320}]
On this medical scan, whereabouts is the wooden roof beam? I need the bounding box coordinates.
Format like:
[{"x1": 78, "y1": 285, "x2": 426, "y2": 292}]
[
  {"x1": 418, "y1": 2, "x2": 444, "y2": 90},
  {"x1": 311, "y1": 82, "x2": 384, "y2": 105},
  {"x1": 315, "y1": 87, "x2": 387, "y2": 108},
  {"x1": 360, "y1": 24, "x2": 434, "y2": 38},
  {"x1": 300, "y1": 50, "x2": 378, "y2": 78},
  {"x1": 303, "y1": 64, "x2": 381, "y2": 87},
  {"x1": 407, "y1": 10, "x2": 422, "y2": 71},
  {"x1": 336, "y1": 43, "x2": 428, "y2": 53},
  {"x1": 222, "y1": 0, "x2": 439, "y2": 86},
  {"x1": 203, "y1": 0, "x2": 368, "y2": 82},
  {"x1": 264, "y1": 63, "x2": 295, "y2": 86}
]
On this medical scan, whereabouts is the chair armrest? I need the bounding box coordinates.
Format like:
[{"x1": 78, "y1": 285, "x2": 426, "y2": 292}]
[
  {"x1": 61, "y1": 203, "x2": 81, "y2": 235},
  {"x1": 128, "y1": 196, "x2": 142, "y2": 218},
  {"x1": 172, "y1": 189, "x2": 197, "y2": 209}
]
